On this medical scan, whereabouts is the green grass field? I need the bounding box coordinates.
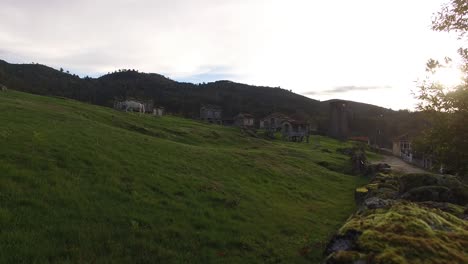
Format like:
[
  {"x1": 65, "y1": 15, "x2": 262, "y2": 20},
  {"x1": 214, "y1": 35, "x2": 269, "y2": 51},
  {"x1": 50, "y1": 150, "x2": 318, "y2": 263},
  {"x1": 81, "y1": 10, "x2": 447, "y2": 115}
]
[{"x1": 0, "y1": 90, "x2": 367, "y2": 263}]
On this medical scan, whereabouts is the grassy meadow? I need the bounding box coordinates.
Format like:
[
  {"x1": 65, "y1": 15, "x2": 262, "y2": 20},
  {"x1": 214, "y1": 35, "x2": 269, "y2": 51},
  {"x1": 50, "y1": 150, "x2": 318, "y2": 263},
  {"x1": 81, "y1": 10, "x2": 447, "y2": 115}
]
[{"x1": 0, "y1": 90, "x2": 367, "y2": 263}]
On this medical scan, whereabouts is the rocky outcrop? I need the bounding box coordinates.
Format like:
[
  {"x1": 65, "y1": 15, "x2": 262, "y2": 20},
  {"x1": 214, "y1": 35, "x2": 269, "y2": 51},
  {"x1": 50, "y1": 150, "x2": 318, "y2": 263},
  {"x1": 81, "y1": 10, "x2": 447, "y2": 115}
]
[
  {"x1": 324, "y1": 169, "x2": 468, "y2": 263},
  {"x1": 324, "y1": 230, "x2": 362, "y2": 256}
]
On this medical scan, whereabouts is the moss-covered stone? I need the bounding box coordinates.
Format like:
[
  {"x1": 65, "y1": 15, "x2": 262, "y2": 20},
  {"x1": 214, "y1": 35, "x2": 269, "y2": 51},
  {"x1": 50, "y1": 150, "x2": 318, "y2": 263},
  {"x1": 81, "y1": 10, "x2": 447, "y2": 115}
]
[
  {"x1": 336, "y1": 202, "x2": 468, "y2": 263},
  {"x1": 419, "y1": 201, "x2": 466, "y2": 218},
  {"x1": 399, "y1": 173, "x2": 456, "y2": 191},
  {"x1": 399, "y1": 173, "x2": 468, "y2": 205},
  {"x1": 325, "y1": 250, "x2": 366, "y2": 264},
  {"x1": 327, "y1": 170, "x2": 468, "y2": 263},
  {"x1": 355, "y1": 187, "x2": 369, "y2": 205},
  {"x1": 356, "y1": 187, "x2": 369, "y2": 193}
]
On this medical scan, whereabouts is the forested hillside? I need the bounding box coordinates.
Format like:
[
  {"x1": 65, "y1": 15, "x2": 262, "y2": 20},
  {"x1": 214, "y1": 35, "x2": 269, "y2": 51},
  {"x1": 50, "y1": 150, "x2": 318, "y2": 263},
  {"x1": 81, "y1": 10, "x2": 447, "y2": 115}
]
[{"x1": 0, "y1": 59, "x2": 428, "y2": 147}]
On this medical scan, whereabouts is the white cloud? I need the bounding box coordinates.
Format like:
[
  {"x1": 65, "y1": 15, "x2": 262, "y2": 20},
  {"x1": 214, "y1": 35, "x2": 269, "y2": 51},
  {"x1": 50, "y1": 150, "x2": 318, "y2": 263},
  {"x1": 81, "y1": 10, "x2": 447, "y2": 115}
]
[{"x1": 0, "y1": 0, "x2": 463, "y2": 109}]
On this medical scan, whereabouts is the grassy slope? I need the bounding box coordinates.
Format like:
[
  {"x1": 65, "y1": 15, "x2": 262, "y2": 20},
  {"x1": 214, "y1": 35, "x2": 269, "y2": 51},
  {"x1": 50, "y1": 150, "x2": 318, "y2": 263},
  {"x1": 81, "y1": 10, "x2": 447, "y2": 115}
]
[{"x1": 0, "y1": 91, "x2": 366, "y2": 263}]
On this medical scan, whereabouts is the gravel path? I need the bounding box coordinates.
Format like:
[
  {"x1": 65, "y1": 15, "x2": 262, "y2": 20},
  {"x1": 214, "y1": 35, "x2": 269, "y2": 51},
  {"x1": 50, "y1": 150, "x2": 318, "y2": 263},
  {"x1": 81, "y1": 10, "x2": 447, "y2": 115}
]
[{"x1": 375, "y1": 155, "x2": 427, "y2": 174}]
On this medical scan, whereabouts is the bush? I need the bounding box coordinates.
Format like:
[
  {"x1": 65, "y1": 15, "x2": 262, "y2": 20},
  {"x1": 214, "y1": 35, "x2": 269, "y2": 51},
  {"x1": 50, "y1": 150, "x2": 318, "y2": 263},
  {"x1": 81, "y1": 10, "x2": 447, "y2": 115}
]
[
  {"x1": 401, "y1": 185, "x2": 453, "y2": 203},
  {"x1": 399, "y1": 173, "x2": 468, "y2": 205}
]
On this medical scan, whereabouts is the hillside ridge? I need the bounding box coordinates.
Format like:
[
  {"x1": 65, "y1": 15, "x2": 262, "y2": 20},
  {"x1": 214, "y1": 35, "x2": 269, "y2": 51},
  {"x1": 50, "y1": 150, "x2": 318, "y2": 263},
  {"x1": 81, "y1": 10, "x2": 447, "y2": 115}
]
[{"x1": 0, "y1": 59, "x2": 426, "y2": 147}]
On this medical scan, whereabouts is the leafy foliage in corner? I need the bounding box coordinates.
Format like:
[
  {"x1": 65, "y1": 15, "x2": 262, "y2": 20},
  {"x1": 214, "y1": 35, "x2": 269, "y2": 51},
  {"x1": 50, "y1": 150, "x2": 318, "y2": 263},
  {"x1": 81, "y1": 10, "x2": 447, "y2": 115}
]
[{"x1": 414, "y1": 0, "x2": 468, "y2": 177}]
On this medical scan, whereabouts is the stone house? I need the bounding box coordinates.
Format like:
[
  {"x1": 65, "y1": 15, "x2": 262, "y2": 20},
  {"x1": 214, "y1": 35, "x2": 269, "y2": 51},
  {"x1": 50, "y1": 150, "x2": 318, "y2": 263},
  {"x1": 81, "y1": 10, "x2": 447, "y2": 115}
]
[
  {"x1": 234, "y1": 113, "x2": 255, "y2": 127},
  {"x1": 153, "y1": 106, "x2": 165, "y2": 117},
  {"x1": 142, "y1": 100, "x2": 154, "y2": 113},
  {"x1": 259, "y1": 113, "x2": 289, "y2": 131},
  {"x1": 281, "y1": 118, "x2": 310, "y2": 142},
  {"x1": 200, "y1": 104, "x2": 222, "y2": 124},
  {"x1": 392, "y1": 133, "x2": 433, "y2": 170},
  {"x1": 392, "y1": 133, "x2": 413, "y2": 161}
]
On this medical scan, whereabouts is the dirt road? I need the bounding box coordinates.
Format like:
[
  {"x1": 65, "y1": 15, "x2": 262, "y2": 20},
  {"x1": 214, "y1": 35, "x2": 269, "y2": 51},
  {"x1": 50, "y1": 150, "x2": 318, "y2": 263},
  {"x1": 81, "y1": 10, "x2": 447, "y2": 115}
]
[{"x1": 375, "y1": 155, "x2": 427, "y2": 174}]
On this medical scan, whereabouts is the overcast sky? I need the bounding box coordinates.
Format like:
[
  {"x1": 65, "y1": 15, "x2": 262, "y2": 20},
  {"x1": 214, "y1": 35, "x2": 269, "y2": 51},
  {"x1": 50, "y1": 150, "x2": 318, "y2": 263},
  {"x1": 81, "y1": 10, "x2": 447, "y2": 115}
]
[{"x1": 0, "y1": 0, "x2": 463, "y2": 109}]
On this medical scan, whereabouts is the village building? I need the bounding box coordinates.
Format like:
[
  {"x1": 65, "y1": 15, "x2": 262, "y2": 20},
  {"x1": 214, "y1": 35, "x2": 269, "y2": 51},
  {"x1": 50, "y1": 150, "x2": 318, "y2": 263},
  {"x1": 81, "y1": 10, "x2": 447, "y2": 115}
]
[
  {"x1": 221, "y1": 118, "x2": 235, "y2": 126},
  {"x1": 113, "y1": 99, "x2": 127, "y2": 111},
  {"x1": 281, "y1": 118, "x2": 310, "y2": 142},
  {"x1": 153, "y1": 106, "x2": 165, "y2": 117},
  {"x1": 259, "y1": 112, "x2": 289, "y2": 131},
  {"x1": 142, "y1": 100, "x2": 154, "y2": 113},
  {"x1": 329, "y1": 100, "x2": 349, "y2": 140},
  {"x1": 200, "y1": 104, "x2": 222, "y2": 124},
  {"x1": 234, "y1": 113, "x2": 255, "y2": 128},
  {"x1": 308, "y1": 122, "x2": 319, "y2": 135},
  {"x1": 392, "y1": 133, "x2": 433, "y2": 170},
  {"x1": 392, "y1": 133, "x2": 412, "y2": 160}
]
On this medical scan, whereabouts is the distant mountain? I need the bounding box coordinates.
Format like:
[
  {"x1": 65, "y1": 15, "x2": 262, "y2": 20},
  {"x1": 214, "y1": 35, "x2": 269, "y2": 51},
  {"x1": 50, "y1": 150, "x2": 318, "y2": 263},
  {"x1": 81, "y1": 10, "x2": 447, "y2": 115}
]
[
  {"x1": 0, "y1": 60, "x2": 321, "y2": 116},
  {"x1": 0, "y1": 59, "x2": 427, "y2": 147}
]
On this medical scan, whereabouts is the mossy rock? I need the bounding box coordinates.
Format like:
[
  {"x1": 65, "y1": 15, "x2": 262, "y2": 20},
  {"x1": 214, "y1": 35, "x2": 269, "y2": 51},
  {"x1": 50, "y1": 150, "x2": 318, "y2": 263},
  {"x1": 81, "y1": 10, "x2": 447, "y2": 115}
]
[
  {"x1": 324, "y1": 229, "x2": 362, "y2": 255},
  {"x1": 325, "y1": 250, "x2": 366, "y2": 264},
  {"x1": 329, "y1": 172, "x2": 468, "y2": 263},
  {"x1": 355, "y1": 187, "x2": 369, "y2": 205},
  {"x1": 369, "y1": 187, "x2": 399, "y2": 200},
  {"x1": 401, "y1": 185, "x2": 454, "y2": 203},
  {"x1": 356, "y1": 187, "x2": 369, "y2": 193},
  {"x1": 363, "y1": 197, "x2": 394, "y2": 209},
  {"x1": 399, "y1": 173, "x2": 460, "y2": 193},
  {"x1": 333, "y1": 201, "x2": 468, "y2": 263},
  {"x1": 399, "y1": 173, "x2": 468, "y2": 205},
  {"x1": 378, "y1": 182, "x2": 399, "y2": 191},
  {"x1": 419, "y1": 201, "x2": 467, "y2": 218}
]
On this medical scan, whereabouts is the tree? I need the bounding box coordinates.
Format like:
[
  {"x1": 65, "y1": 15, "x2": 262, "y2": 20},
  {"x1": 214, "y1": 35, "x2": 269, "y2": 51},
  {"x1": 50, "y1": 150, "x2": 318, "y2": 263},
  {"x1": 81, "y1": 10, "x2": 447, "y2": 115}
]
[{"x1": 414, "y1": 0, "x2": 468, "y2": 177}]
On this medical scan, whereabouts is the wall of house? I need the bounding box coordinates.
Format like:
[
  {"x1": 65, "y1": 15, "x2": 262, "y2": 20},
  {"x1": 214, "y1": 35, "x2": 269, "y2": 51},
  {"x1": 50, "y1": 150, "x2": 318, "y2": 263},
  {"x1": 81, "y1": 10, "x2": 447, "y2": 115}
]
[
  {"x1": 392, "y1": 141, "x2": 401, "y2": 156},
  {"x1": 201, "y1": 109, "x2": 221, "y2": 120},
  {"x1": 153, "y1": 108, "x2": 164, "y2": 116},
  {"x1": 329, "y1": 101, "x2": 349, "y2": 140},
  {"x1": 235, "y1": 118, "x2": 255, "y2": 127}
]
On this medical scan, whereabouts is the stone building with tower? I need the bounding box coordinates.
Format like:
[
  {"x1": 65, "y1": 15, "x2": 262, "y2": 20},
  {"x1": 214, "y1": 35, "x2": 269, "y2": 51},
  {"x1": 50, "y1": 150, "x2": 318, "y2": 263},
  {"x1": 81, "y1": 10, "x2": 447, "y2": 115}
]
[{"x1": 329, "y1": 100, "x2": 349, "y2": 140}]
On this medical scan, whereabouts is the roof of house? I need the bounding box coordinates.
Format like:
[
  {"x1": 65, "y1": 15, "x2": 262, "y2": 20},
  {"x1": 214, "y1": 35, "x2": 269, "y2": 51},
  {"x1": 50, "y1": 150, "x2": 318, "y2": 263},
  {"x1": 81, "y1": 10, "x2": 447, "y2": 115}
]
[
  {"x1": 201, "y1": 104, "x2": 222, "y2": 110},
  {"x1": 261, "y1": 112, "x2": 289, "y2": 121},
  {"x1": 282, "y1": 117, "x2": 309, "y2": 125},
  {"x1": 235, "y1": 113, "x2": 254, "y2": 119}
]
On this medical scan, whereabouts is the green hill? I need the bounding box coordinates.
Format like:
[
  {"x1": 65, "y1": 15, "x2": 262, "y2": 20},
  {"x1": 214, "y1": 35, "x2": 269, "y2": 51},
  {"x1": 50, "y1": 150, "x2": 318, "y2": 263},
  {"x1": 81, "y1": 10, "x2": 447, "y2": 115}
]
[{"x1": 0, "y1": 90, "x2": 366, "y2": 263}]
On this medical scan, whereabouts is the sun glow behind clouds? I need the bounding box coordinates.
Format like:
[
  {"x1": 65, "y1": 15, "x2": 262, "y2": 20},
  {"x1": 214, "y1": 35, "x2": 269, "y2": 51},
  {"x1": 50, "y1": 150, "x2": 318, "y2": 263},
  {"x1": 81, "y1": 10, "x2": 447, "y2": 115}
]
[
  {"x1": 217, "y1": 0, "x2": 463, "y2": 110},
  {"x1": 432, "y1": 67, "x2": 464, "y2": 88}
]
